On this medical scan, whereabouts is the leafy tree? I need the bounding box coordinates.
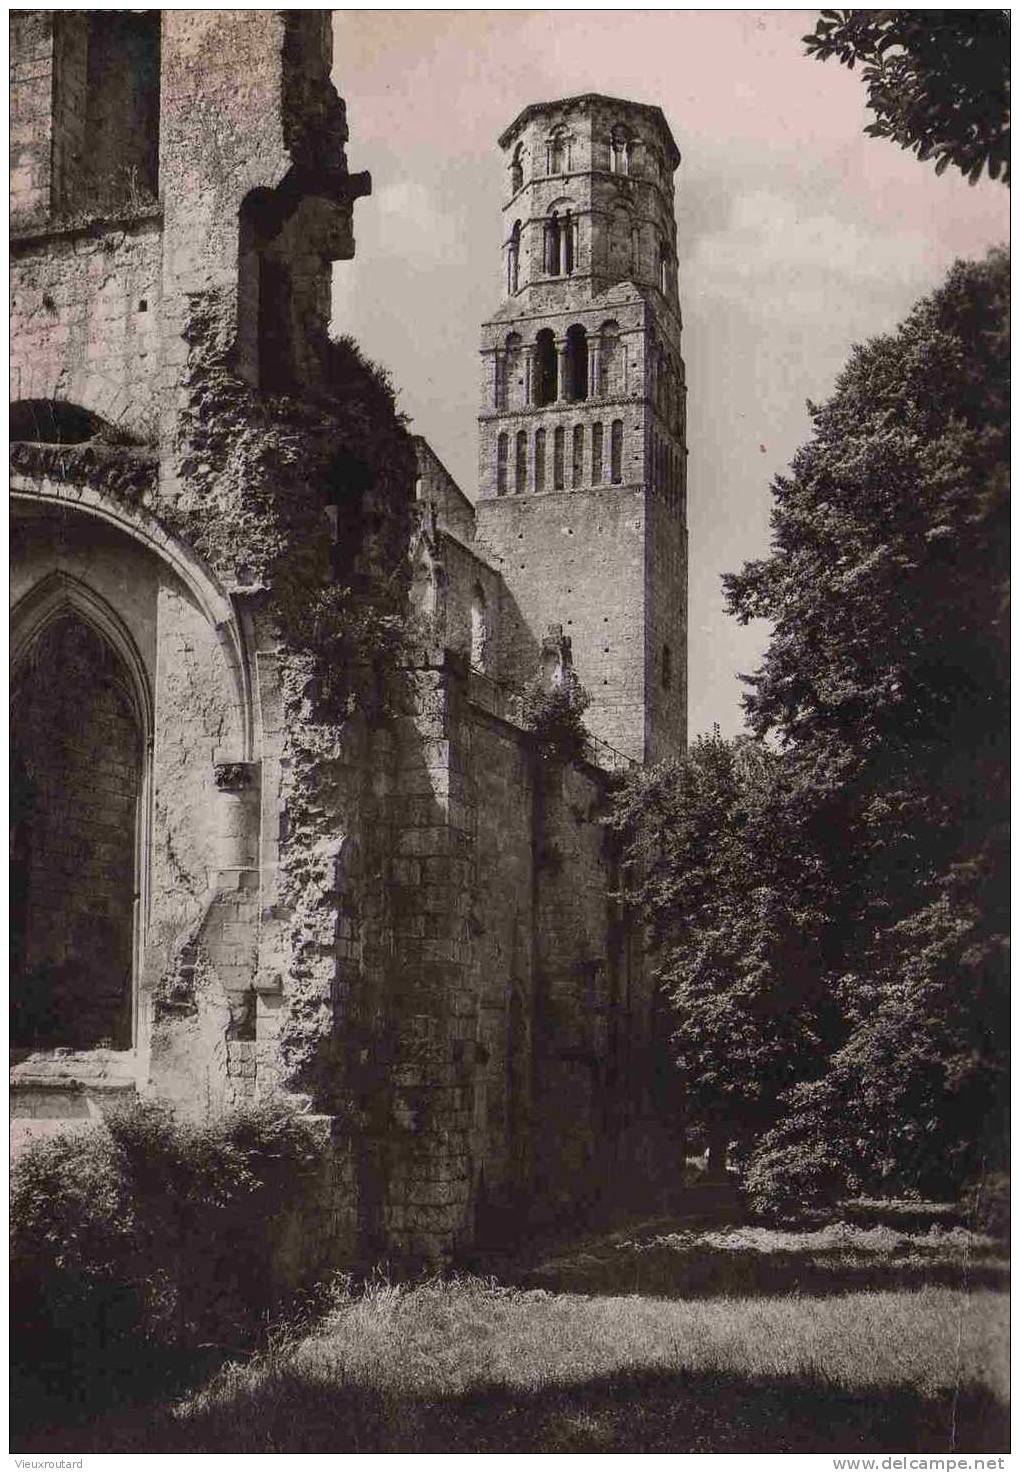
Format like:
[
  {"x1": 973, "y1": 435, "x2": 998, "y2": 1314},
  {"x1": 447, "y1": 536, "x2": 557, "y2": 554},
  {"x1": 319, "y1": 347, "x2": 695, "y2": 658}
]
[
  {"x1": 805, "y1": 10, "x2": 1010, "y2": 185},
  {"x1": 732, "y1": 249, "x2": 1010, "y2": 1203},
  {"x1": 619, "y1": 252, "x2": 1009, "y2": 1203},
  {"x1": 611, "y1": 733, "x2": 844, "y2": 1170}
]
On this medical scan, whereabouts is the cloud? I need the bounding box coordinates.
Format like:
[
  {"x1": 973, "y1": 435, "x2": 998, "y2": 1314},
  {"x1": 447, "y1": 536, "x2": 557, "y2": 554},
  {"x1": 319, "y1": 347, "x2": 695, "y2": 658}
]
[
  {"x1": 688, "y1": 188, "x2": 936, "y2": 317},
  {"x1": 363, "y1": 179, "x2": 469, "y2": 265}
]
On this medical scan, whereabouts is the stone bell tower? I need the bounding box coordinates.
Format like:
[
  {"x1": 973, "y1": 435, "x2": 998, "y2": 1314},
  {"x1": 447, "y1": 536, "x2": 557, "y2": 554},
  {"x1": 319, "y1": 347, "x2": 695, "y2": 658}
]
[{"x1": 474, "y1": 94, "x2": 688, "y2": 764}]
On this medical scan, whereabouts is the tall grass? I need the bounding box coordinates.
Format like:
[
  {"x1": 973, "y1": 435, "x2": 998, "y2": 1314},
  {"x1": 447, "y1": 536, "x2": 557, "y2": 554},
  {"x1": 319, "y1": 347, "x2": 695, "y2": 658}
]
[{"x1": 19, "y1": 1271, "x2": 1008, "y2": 1454}]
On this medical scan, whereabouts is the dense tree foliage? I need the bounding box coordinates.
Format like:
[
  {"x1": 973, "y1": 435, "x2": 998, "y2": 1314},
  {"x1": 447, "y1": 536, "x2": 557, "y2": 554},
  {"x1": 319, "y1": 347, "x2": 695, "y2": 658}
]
[
  {"x1": 610, "y1": 734, "x2": 843, "y2": 1165},
  {"x1": 804, "y1": 11, "x2": 1011, "y2": 185},
  {"x1": 616, "y1": 251, "x2": 1009, "y2": 1206}
]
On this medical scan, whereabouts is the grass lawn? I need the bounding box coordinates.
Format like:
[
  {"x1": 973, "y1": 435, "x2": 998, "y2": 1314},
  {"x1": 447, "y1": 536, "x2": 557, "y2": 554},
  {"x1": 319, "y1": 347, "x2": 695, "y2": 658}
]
[{"x1": 16, "y1": 1216, "x2": 1008, "y2": 1454}]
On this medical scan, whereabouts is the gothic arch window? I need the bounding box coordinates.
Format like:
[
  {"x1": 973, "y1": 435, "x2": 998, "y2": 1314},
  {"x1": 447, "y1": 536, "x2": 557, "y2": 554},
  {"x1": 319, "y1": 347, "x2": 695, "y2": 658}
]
[
  {"x1": 507, "y1": 219, "x2": 521, "y2": 294},
  {"x1": 534, "y1": 328, "x2": 557, "y2": 406},
  {"x1": 659, "y1": 242, "x2": 670, "y2": 294},
  {"x1": 534, "y1": 428, "x2": 547, "y2": 492},
  {"x1": 11, "y1": 582, "x2": 151, "y2": 1051},
  {"x1": 565, "y1": 323, "x2": 588, "y2": 402},
  {"x1": 553, "y1": 425, "x2": 566, "y2": 491},
  {"x1": 496, "y1": 431, "x2": 509, "y2": 495},
  {"x1": 515, "y1": 429, "x2": 528, "y2": 493},
  {"x1": 592, "y1": 421, "x2": 604, "y2": 484},
  {"x1": 572, "y1": 423, "x2": 584, "y2": 488},
  {"x1": 610, "y1": 419, "x2": 624, "y2": 484},
  {"x1": 510, "y1": 143, "x2": 524, "y2": 195}
]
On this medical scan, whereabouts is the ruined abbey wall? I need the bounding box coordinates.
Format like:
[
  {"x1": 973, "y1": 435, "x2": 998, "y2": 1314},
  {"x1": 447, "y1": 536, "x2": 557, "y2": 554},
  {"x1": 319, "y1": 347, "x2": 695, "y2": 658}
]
[{"x1": 10, "y1": 13, "x2": 682, "y2": 1269}]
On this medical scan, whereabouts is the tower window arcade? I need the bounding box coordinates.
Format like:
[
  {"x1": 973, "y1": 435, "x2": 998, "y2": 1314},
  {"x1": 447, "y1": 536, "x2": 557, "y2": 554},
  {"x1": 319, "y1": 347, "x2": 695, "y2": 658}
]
[
  {"x1": 545, "y1": 209, "x2": 574, "y2": 276},
  {"x1": 534, "y1": 329, "x2": 557, "y2": 406},
  {"x1": 565, "y1": 324, "x2": 588, "y2": 402}
]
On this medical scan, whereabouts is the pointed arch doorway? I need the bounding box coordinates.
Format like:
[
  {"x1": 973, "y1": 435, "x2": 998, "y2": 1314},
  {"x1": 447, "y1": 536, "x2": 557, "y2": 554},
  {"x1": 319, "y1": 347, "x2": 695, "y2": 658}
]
[{"x1": 11, "y1": 577, "x2": 152, "y2": 1052}]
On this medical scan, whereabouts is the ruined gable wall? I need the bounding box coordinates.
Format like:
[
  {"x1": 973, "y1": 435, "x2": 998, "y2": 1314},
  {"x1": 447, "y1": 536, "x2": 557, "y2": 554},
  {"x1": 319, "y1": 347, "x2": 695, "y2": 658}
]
[
  {"x1": 11, "y1": 223, "x2": 163, "y2": 442},
  {"x1": 414, "y1": 438, "x2": 477, "y2": 546}
]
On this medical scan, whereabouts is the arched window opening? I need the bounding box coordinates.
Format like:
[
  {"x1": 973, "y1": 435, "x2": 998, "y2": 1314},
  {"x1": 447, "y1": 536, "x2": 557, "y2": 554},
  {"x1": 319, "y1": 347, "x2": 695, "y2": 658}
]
[
  {"x1": 548, "y1": 128, "x2": 568, "y2": 175},
  {"x1": 10, "y1": 400, "x2": 109, "y2": 445},
  {"x1": 659, "y1": 242, "x2": 670, "y2": 294},
  {"x1": 494, "y1": 352, "x2": 506, "y2": 410},
  {"x1": 12, "y1": 611, "x2": 144, "y2": 1050},
  {"x1": 515, "y1": 429, "x2": 528, "y2": 494},
  {"x1": 564, "y1": 324, "x2": 588, "y2": 402},
  {"x1": 545, "y1": 211, "x2": 561, "y2": 276},
  {"x1": 661, "y1": 644, "x2": 672, "y2": 690},
  {"x1": 496, "y1": 431, "x2": 509, "y2": 495},
  {"x1": 51, "y1": 10, "x2": 160, "y2": 216},
  {"x1": 534, "y1": 329, "x2": 557, "y2": 407},
  {"x1": 505, "y1": 331, "x2": 523, "y2": 409},
  {"x1": 563, "y1": 211, "x2": 574, "y2": 274},
  {"x1": 553, "y1": 425, "x2": 565, "y2": 491},
  {"x1": 610, "y1": 419, "x2": 623, "y2": 484},
  {"x1": 470, "y1": 584, "x2": 489, "y2": 669},
  {"x1": 507, "y1": 219, "x2": 521, "y2": 294},
  {"x1": 534, "y1": 429, "x2": 546, "y2": 493},
  {"x1": 572, "y1": 424, "x2": 584, "y2": 488},
  {"x1": 237, "y1": 187, "x2": 301, "y2": 392},
  {"x1": 592, "y1": 422, "x2": 604, "y2": 484},
  {"x1": 510, "y1": 143, "x2": 524, "y2": 195},
  {"x1": 610, "y1": 127, "x2": 629, "y2": 175}
]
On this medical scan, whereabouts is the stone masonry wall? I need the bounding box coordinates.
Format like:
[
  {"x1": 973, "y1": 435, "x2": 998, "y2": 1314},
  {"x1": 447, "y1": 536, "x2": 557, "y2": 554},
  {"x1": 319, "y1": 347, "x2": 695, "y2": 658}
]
[
  {"x1": 11, "y1": 15, "x2": 679, "y2": 1269},
  {"x1": 476, "y1": 485, "x2": 649, "y2": 761},
  {"x1": 11, "y1": 221, "x2": 163, "y2": 440},
  {"x1": 10, "y1": 11, "x2": 55, "y2": 225}
]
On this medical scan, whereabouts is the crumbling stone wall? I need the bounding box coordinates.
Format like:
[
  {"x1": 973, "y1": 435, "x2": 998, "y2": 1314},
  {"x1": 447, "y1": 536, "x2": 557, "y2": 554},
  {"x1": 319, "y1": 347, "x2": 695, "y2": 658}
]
[{"x1": 11, "y1": 14, "x2": 681, "y2": 1266}]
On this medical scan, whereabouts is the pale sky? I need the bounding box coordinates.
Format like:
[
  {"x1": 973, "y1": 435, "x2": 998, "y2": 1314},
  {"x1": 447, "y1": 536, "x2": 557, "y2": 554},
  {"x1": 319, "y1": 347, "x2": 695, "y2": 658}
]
[{"x1": 330, "y1": 9, "x2": 1009, "y2": 738}]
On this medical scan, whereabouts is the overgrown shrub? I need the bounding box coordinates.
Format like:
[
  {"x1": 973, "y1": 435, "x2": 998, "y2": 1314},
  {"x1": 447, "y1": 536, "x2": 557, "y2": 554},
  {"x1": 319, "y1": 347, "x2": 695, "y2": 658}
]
[
  {"x1": 11, "y1": 1100, "x2": 329, "y2": 1393},
  {"x1": 522, "y1": 673, "x2": 591, "y2": 764}
]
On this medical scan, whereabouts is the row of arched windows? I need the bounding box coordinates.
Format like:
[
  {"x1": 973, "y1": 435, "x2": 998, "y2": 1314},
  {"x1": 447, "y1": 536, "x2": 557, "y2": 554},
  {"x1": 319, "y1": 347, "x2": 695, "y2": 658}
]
[
  {"x1": 508, "y1": 125, "x2": 643, "y2": 194},
  {"x1": 494, "y1": 321, "x2": 625, "y2": 410},
  {"x1": 496, "y1": 420, "x2": 624, "y2": 496},
  {"x1": 506, "y1": 210, "x2": 673, "y2": 296}
]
